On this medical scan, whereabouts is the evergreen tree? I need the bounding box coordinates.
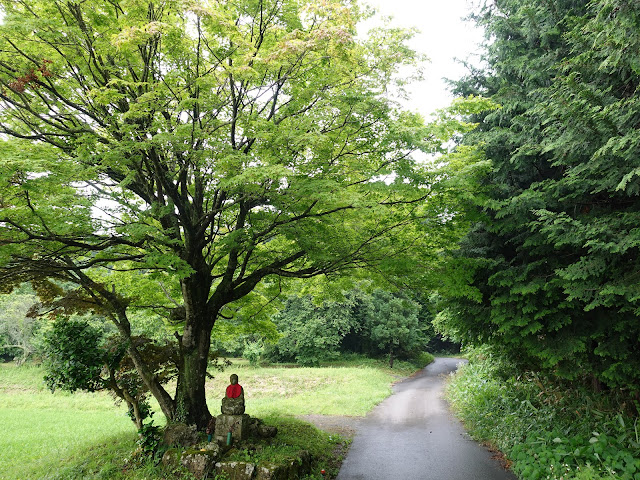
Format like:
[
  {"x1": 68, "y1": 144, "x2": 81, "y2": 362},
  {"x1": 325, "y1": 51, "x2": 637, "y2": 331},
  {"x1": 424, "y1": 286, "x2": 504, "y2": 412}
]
[{"x1": 440, "y1": 0, "x2": 640, "y2": 393}]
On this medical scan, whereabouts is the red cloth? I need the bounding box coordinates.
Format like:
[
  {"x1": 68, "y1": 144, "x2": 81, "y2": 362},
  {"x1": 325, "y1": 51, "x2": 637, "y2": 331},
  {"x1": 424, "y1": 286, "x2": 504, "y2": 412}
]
[{"x1": 226, "y1": 384, "x2": 242, "y2": 399}]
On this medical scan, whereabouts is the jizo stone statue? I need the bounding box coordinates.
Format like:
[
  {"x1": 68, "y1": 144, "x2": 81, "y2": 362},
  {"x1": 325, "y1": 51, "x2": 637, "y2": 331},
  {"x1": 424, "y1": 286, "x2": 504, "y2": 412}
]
[{"x1": 221, "y1": 374, "x2": 245, "y2": 415}]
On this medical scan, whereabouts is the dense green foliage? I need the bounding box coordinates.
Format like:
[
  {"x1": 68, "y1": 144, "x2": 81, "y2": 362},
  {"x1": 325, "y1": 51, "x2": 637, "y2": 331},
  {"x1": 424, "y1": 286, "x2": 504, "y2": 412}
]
[
  {"x1": 364, "y1": 290, "x2": 423, "y2": 368},
  {"x1": 267, "y1": 295, "x2": 356, "y2": 366},
  {"x1": 438, "y1": 0, "x2": 640, "y2": 393},
  {"x1": 42, "y1": 318, "x2": 108, "y2": 394},
  {"x1": 264, "y1": 288, "x2": 431, "y2": 367},
  {"x1": 41, "y1": 317, "x2": 180, "y2": 428},
  {"x1": 446, "y1": 350, "x2": 640, "y2": 480}
]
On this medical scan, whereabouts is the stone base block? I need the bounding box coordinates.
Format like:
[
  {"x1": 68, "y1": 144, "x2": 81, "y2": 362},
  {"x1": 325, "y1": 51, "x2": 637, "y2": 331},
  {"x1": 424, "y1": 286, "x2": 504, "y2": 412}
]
[
  {"x1": 162, "y1": 422, "x2": 199, "y2": 447},
  {"x1": 214, "y1": 413, "x2": 250, "y2": 444},
  {"x1": 255, "y1": 451, "x2": 311, "y2": 480},
  {"x1": 180, "y1": 450, "x2": 218, "y2": 479},
  {"x1": 215, "y1": 461, "x2": 256, "y2": 480},
  {"x1": 255, "y1": 462, "x2": 288, "y2": 480}
]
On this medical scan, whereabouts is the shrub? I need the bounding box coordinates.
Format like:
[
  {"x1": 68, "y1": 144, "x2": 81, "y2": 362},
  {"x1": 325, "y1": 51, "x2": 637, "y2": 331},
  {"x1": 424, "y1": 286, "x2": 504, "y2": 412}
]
[
  {"x1": 41, "y1": 317, "x2": 179, "y2": 431},
  {"x1": 446, "y1": 348, "x2": 640, "y2": 480},
  {"x1": 409, "y1": 352, "x2": 435, "y2": 370},
  {"x1": 243, "y1": 340, "x2": 264, "y2": 366}
]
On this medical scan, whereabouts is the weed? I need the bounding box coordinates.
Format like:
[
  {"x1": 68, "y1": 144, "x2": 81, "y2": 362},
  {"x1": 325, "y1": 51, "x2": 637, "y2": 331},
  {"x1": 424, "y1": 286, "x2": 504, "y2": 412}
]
[
  {"x1": 136, "y1": 419, "x2": 163, "y2": 457},
  {"x1": 445, "y1": 349, "x2": 640, "y2": 480}
]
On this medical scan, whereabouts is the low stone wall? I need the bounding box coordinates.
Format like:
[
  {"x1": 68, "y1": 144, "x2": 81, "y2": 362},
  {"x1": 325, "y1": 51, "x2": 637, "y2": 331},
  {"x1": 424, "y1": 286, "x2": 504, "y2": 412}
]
[
  {"x1": 216, "y1": 451, "x2": 311, "y2": 480},
  {"x1": 167, "y1": 447, "x2": 311, "y2": 480}
]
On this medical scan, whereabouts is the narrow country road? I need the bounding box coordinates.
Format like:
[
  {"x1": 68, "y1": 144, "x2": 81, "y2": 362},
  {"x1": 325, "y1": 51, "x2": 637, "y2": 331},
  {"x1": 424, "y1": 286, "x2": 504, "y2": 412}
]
[{"x1": 337, "y1": 357, "x2": 518, "y2": 480}]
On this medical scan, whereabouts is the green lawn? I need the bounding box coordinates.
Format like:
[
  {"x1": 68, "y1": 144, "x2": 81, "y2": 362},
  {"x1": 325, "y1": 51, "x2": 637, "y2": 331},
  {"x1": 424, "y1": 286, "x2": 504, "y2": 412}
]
[
  {"x1": 0, "y1": 357, "x2": 417, "y2": 479},
  {"x1": 0, "y1": 363, "x2": 134, "y2": 480}
]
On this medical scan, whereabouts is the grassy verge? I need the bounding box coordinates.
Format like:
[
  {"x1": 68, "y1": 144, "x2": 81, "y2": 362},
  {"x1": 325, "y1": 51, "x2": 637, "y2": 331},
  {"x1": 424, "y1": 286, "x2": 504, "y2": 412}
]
[
  {"x1": 318, "y1": 352, "x2": 435, "y2": 376},
  {"x1": 1, "y1": 353, "x2": 433, "y2": 479},
  {"x1": 445, "y1": 350, "x2": 640, "y2": 480}
]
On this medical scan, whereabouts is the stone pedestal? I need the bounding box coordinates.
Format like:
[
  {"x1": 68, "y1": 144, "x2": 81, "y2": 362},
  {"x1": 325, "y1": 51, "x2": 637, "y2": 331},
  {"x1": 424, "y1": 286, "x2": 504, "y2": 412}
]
[
  {"x1": 222, "y1": 394, "x2": 245, "y2": 415},
  {"x1": 214, "y1": 413, "x2": 250, "y2": 445}
]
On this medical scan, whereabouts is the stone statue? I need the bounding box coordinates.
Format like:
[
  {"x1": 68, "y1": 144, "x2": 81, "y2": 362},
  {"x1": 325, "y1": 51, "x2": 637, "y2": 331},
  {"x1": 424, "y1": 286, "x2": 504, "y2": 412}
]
[{"x1": 221, "y1": 374, "x2": 245, "y2": 415}]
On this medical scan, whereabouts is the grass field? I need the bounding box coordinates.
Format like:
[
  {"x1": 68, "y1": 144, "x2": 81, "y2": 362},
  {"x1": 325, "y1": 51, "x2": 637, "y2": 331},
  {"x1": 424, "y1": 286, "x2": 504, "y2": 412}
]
[
  {"x1": 0, "y1": 356, "x2": 425, "y2": 479},
  {"x1": 207, "y1": 364, "x2": 394, "y2": 417},
  {"x1": 0, "y1": 363, "x2": 134, "y2": 480}
]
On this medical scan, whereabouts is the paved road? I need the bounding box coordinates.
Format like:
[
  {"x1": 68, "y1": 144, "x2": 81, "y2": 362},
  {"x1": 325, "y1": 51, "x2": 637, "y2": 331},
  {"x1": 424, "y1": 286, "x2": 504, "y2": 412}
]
[{"x1": 337, "y1": 357, "x2": 518, "y2": 480}]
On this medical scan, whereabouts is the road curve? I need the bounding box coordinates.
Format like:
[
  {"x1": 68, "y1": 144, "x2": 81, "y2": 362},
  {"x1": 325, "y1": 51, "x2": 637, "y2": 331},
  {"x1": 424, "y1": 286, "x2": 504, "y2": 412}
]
[{"x1": 337, "y1": 357, "x2": 518, "y2": 480}]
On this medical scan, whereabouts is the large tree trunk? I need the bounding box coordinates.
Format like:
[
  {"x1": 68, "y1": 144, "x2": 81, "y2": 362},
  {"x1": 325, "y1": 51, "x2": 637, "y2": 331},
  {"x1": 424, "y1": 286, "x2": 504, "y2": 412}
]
[
  {"x1": 174, "y1": 323, "x2": 213, "y2": 428},
  {"x1": 126, "y1": 342, "x2": 176, "y2": 421},
  {"x1": 174, "y1": 273, "x2": 215, "y2": 429},
  {"x1": 78, "y1": 270, "x2": 178, "y2": 422}
]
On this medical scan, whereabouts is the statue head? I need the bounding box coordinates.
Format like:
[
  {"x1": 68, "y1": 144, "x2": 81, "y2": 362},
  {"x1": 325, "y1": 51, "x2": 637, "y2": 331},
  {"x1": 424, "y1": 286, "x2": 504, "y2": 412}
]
[{"x1": 230, "y1": 374, "x2": 238, "y2": 385}]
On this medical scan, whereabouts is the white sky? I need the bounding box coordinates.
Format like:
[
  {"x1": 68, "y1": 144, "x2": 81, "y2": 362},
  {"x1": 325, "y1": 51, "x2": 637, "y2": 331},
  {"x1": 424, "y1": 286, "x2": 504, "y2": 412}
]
[{"x1": 363, "y1": 0, "x2": 485, "y2": 118}]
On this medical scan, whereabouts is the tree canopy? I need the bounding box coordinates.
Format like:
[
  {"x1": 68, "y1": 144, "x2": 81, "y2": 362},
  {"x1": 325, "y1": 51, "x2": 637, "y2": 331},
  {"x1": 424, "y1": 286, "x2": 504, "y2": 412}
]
[
  {"x1": 264, "y1": 287, "x2": 430, "y2": 367},
  {"x1": 0, "y1": 0, "x2": 485, "y2": 427}
]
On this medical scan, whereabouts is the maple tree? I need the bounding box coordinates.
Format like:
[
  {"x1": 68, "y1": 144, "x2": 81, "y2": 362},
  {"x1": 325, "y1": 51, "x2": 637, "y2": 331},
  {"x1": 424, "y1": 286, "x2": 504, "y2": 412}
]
[{"x1": 0, "y1": 0, "x2": 491, "y2": 427}]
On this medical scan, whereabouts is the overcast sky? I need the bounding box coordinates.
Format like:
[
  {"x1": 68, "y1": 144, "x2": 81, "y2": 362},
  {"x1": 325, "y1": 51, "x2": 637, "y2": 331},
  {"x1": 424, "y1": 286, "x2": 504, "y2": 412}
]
[{"x1": 363, "y1": 0, "x2": 485, "y2": 117}]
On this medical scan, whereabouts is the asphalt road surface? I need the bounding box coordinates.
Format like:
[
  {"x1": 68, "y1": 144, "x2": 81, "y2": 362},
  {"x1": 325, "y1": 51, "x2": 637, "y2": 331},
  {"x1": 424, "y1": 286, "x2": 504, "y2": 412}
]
[{"x1": 337, "y1": 357, "x2": 518, "y2": 480}]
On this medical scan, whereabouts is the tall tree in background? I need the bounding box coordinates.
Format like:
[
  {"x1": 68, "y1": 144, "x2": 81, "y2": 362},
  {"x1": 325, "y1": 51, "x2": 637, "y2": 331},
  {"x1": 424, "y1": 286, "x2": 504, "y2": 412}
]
[
  {"x1": 265, "y1": 287, "x2": 430, "y2": 367},
  {"x1": 267, "y1": 294, "x2": 357, "y2": 366},
  {"x1": 440, "y1": 0, "x2": 640, "y2": 393},
  {"x1": 364, "y1": 289, "x2": 423, "y2": 368},
  {"x1": 0, "y1": 0, "x2": 471, "y2": 427}
]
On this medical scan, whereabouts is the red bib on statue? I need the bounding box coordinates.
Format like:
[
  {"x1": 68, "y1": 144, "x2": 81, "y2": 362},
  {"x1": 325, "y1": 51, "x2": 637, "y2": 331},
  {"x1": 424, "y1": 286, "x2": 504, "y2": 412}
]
[{"x1": 226, "y1": 384, "x2": 242, "y2": 398}]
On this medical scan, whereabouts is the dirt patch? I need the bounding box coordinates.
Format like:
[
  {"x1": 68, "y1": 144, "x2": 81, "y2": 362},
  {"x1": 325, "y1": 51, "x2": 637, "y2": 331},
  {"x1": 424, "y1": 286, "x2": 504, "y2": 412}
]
[{"x1": 297, "y1": 414, "x2": 363, "y2": 439}]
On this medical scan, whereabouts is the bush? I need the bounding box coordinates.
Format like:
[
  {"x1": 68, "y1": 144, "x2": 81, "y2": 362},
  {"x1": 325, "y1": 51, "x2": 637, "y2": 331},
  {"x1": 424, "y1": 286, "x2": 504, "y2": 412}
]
[
  {"x1": 446, "y1": 348, "x2": 640, "y2": 480},
  {"x1": 40, "y1": 317, "x2": 180, "y2": 431},
  {"x1": 41, "y1": 318, "x2": 106, "y2": 393},
  {"x1": 243, "y1": 340, "x2": 264, "y2": 366}
]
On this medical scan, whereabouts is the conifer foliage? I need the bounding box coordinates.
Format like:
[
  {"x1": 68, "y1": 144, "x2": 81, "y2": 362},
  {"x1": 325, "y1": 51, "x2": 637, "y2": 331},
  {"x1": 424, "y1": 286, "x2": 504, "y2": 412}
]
[{"x1": 440, "y1": 0, "x2": 640, "y2": 393}]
